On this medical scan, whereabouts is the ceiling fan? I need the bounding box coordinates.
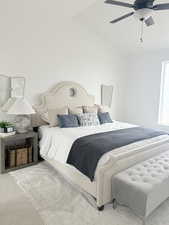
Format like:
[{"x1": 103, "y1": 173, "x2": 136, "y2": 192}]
[{"x1": 105, "y1": 0, "x2": 169, "y2": 27}]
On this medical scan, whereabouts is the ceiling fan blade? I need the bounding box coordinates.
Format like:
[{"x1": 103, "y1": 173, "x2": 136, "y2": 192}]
[
  {"x1": 134, "y1": 0, "x2": 155, "y2": 3},
  {"x1": 110, "y1": 12, "x2": 134, "y2": 24},
  {"x1": 144, "y1": 16, "x2": 155, "y2": 26},
  {"x1": 153, "y1": 3, "x2": 169, "y2": 10},
  {"x1": 134, "y1": 0, "x2": 155, "y2": 9},
  {"x1": 105, "y1": 0, "x2": 134, "y2": 8}
]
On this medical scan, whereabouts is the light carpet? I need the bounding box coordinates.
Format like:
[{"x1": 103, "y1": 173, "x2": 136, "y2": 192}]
[{"x1": 10, "y1": 162, "x2": 169, "y2": 225}]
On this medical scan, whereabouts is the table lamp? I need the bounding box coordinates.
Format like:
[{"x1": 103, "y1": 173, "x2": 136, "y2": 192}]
[{"x1": 3, "y1": 97, "x2": 35, "y2": 133}]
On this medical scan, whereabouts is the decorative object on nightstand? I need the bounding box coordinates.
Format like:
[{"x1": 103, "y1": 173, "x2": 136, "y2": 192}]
[
  {"x1": 0, "y1": 131, "x2": 38, "y2": 173},
  {"x1": 0, "y1": 121, "x2": 16, "y2": 137}
]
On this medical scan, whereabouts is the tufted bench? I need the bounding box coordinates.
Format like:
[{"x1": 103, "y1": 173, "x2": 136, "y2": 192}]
[{"x1": 112, "y1": 150, "x2": 169, "y2": 224}]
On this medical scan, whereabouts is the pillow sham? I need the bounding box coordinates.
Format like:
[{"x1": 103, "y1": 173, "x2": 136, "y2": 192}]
[
  {"x1": 83, "y1": 105, "x2": 98, "y2": 113},
  {"x1": 77, "y1": 112, "x2": 100, "y2": 127},
  {"x1": 96, "y1": 104, "x2": 111, "y2": 113},
  {"x1": 40, "y1": 111, "x2": 50, "y2": 123},
  {"x1": 58, "y1": 114, "x2": 79, "y2": 128},
  {"x1": 48, "y1": 107, "x2": 68, "y2": 127},
  {"x1": 69, "y1": 106, "x2": 83, "y2": 115},
  {"x1": 98, "y1": 112, "x2": 113, "y2": 124}
]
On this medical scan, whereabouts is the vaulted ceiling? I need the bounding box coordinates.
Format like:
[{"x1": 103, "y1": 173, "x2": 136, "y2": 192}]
[{"x1": 0, "y1": 0, "x2": 169, "y2": 55}]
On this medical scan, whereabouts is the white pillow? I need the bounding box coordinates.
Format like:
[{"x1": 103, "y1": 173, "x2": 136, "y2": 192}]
[
  {"x1": 83, "y1": 105, "x2": 98, "y2": 113},
  {"x1": 77, "y1": 112, "x2": 100, "y2": 127},
  {"x1": 48, "y1": 107, "x2": 68, "y2": 127},
  {"x1": 69, "y1": 106, "x2": 83, "y2": 115}
]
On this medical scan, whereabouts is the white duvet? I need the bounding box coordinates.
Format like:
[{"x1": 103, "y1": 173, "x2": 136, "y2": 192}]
[{"x1": 39, "y1": 121, "x2": 169, "y2": 171}]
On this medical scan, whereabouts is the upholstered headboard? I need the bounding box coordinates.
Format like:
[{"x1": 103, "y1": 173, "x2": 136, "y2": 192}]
[{"x1": 32, "y1": 81, "x2": 95, "y2": 126}]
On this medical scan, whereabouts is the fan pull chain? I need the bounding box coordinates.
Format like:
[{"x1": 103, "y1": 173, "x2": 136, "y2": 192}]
[{"x1": 140, "y1": 20, "x2": 144, "y2": 43}]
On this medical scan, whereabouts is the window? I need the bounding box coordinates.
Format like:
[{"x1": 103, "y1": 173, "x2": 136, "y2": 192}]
[{"x1": 159, "y1": 61, "x2": 169, "y2": 125}]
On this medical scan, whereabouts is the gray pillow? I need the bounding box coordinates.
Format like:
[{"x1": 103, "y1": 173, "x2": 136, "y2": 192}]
[
  {"x1": 77, "y1": 113, "x2": 100, "y2": 127},
  {"x1": 57, "y1": 114, "x2": 79, "y2": 128},
  {"x1": 98, "y1": 112, "x2": 113, "y2": 124}
]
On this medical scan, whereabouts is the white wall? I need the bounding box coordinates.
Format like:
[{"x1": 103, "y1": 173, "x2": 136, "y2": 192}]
[
  {"x1": 0, "y1": 0, "x2": 127, "y2": 122},
  {"x1": 124, "y1": 49, "x2": 169, "y2": 132}
]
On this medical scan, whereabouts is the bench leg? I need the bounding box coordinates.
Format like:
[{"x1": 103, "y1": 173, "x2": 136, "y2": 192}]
[
  {"x1": 142, "y1": 218, "x2": 146, "y2": 225},
  {"x1": 97, "y1": 205, "x2": 104, "y2": 211},
  {"x1": 112, "y1": 199, "x2": 117, "y2": 209}
]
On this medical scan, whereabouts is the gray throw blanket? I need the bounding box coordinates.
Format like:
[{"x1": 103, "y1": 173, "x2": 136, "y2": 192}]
[{"x1": 67, "y1": 127, "x2": 166, "y2": 181}]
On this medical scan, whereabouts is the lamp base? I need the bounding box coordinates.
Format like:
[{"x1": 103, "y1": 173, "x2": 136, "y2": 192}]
[
  {"x1": 14, "y1": 115, "x2": 31, "y2": 133},
  {"x1": 17, "y1": 128, "x2": 29, "y2": 134}
]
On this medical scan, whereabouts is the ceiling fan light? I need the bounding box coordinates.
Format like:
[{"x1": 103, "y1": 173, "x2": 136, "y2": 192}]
[{"x1": 134, "y1": 8, "x2": 153, "y2": 20}]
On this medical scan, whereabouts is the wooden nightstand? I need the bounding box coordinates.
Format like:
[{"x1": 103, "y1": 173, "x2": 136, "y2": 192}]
[{"x1": 0, "y1": 131, "x2": 38, "y2": 173}]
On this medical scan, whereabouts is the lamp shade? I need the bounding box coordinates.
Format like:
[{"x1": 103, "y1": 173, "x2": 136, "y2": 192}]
[{"x1": 5, "y1": 97, "x2": 35, "y2": 115}]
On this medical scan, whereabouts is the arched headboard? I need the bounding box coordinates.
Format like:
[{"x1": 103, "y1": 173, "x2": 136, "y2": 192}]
[{"x1": 32, "y1": 81, "x2": 95, "y2": 126}]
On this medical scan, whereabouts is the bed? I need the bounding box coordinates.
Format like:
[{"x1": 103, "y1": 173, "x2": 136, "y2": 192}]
[{"x1": 33, "y1": 81, "x2": 169, "y2": 209}]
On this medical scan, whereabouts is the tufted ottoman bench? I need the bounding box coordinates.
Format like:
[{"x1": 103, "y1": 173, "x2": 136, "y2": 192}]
[{"x1": 112, "y1": 150, "x2": 169, "y2": 224}]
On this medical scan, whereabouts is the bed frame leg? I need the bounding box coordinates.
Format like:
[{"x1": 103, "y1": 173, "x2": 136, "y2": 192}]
[{"x1": 97, "y1": 205, "x2": 104, "y2": 211}]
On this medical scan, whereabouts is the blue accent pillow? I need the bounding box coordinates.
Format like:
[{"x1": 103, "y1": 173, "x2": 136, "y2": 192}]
[
  {"x1": 57, "y1": 114, "x2": 79, "y2": 128},
  {"x1": 98, "y1": 112, "x2": 113, "y2": 124}
]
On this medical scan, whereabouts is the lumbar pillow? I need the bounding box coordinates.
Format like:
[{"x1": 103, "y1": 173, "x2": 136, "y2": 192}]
[
  {"x1": 69, "y1": 107, "x2": 83, "y2": 115},
  {"x1": 57, "y1": 114, "x2": 79, "y2": 128},
  {"x1": 83, "y1": 105, "x2": 98, "y2": 113},
  {"x1": 98, "y1": 112, "x2": 113, "y2": 124},
  {"x1": 48, "y1": 107, "x2": 68, "y2": 127},
  {"x1": 77, "y1": 112, "x2": 100, "y2": 127}
]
